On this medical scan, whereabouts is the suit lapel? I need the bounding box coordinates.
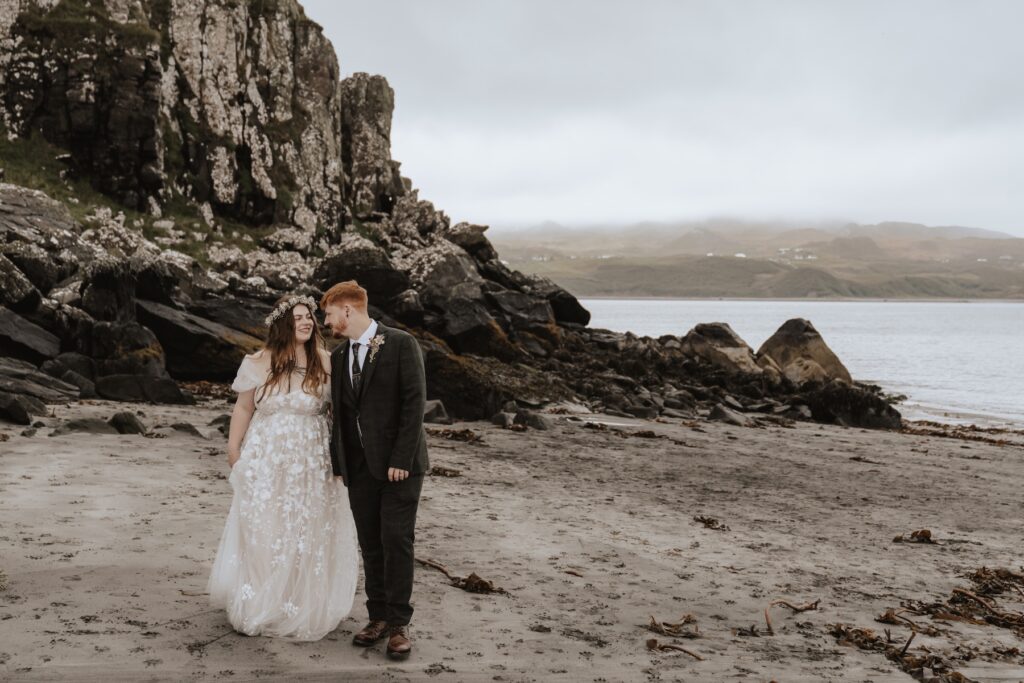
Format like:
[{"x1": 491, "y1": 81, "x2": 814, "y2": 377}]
[
  {"x1": 355, "y1": 324, "x2": 388, "y2": 404},
  {"x1": 338, "y1": 342, "x2": 356, "y2": 402}
]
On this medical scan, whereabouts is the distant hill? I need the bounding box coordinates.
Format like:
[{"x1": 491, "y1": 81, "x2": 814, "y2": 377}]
[{"x1": 492, "y1": 220, "x2": 1024, "y2": 299}]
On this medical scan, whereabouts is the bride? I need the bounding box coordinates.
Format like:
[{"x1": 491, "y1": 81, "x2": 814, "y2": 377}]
[{"x1": 207, "y1": 294, "x2": 358, "y2": 640}]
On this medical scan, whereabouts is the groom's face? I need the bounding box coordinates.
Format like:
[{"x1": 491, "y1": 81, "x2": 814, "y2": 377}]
[{"x1": 322, "y1": 303, "x2": 352, "y2": 339}]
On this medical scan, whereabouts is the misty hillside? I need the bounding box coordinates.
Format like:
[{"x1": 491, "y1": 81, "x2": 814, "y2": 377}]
[{"x1": 492, "y1": 220, "x2": 1024, "y2": 299}]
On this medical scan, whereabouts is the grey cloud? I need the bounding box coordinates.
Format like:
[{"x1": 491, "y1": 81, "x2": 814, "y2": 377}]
[{"x1": 304, "y1": 0, "x2": 1024, "y2": 234}]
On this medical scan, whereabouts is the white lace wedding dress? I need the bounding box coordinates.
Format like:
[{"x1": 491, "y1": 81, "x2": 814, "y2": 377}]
[{"x1": 207, "y1": 354, "x2": 358, "y2": 641}]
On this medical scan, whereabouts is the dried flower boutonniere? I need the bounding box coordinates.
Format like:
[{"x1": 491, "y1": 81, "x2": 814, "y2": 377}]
[{"x1": 367, "y1": 333, "x2": 386, "y2": 363}]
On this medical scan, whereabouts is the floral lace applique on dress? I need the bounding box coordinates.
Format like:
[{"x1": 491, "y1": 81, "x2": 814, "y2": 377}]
[{"x1": 207, "y1": 354, "x2": 356, "y2": 641}]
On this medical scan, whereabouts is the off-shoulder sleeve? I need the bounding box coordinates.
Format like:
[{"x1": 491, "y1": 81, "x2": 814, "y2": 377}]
[{"x1": 231, "y1": 354, "x2": 266, "y2": 393}]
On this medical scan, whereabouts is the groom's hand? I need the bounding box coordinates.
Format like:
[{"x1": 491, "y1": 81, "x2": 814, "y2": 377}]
[{"x1": 388, "y1": 467, "x2": 409, "y2": 482}]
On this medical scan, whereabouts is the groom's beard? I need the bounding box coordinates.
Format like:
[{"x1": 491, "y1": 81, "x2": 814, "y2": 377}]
[{"x1": 325, "y1": 320, "x2": 347, "y2": 339}]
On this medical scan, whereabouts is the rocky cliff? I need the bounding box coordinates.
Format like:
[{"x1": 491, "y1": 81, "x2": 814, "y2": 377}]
[{"x1": 0, "y1": 0, "x2": 902, "y2": 431}]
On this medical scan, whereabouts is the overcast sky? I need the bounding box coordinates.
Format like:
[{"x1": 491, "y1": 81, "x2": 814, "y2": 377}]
[{"x1": 303, "y1": 0, "x2": 1024, "y2": 236}]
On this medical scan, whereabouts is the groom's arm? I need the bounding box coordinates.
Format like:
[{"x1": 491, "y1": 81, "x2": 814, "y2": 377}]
[
  {"x1": 389, "y1": 333, "x2": 426, "y2": 477},
  {"x1": 329, "y1": 348, "x2": 346, "y2": 482}
]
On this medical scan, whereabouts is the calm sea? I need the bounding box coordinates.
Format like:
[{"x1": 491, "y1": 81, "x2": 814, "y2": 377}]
[{"x1": 581, "y1": 299, "x2": 1024, "y2": 428}]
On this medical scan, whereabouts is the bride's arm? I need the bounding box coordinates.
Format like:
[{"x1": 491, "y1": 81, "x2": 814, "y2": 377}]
[{"x1": 227, "y1": 388, "x2": 257, "y2": 467}]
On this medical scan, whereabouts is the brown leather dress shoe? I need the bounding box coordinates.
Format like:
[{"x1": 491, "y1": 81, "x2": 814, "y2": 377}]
[
  {"x1": 386, "y1": 625, "x2": 412, "y2": 660},
  {"x1": 352, "y1": 620, "x2": 389, "y2": 647}
]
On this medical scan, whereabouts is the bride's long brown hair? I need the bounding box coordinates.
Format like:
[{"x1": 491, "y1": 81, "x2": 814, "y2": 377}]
[{"x1": 258, "y1": 298, "x2": 329, "y2": 402}]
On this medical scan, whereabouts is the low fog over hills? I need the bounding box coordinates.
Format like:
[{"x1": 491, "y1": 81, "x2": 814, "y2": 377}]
[{"x1": 492, "y1": 220, "x2": 1024, "y2": 299}]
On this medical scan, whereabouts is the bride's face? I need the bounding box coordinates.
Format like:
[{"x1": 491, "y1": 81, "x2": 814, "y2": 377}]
[{"x1": 293, "y1": 305, "x2": 314, "y2": 344}]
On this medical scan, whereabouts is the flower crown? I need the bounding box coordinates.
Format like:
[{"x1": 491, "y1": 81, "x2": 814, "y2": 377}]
[{"x1": 264, "y1": 294, "x2": 318, "y2": 327}]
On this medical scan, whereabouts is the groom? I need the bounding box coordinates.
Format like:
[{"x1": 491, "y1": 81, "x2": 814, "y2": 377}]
[{"x1": 321, "y1": 280, "x2": 429, "y2": 660}]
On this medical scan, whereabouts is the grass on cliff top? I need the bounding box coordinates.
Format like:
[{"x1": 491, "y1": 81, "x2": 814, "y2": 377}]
[
  {"x1": 0, "y1": 129, "x2": 280, "y2": 267},
  {"x1": 17, "y1": 0, "x2": 160, "y2": 47}
]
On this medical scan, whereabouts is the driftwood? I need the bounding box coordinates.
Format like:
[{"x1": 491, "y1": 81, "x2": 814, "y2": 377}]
[
  {"x1": 416, "y1": 557, "x2": 508, "y2": 595},
  {"x1": 645, "y1": 637, "x2": 703, "y2": 660},
  {"x1": 764, "y1": 599, "x2": 820, "y2": 635}
]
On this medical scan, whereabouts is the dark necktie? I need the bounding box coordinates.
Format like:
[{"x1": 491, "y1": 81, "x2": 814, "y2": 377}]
[{"x1": 351, "y1": 342, "x2": 362, "y2": 393}]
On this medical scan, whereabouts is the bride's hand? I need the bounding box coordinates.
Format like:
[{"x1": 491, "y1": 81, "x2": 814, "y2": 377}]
[{"x1": 228, "y1": 449, "x2": 241, "y2": 468}]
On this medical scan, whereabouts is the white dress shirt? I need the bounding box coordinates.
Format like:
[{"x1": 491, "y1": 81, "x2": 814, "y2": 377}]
[{"x1": 348, "y1": 319, "x2": 379, "y2": 383}]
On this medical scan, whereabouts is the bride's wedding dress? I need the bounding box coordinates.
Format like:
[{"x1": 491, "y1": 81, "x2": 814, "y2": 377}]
[{"x1": 207, "y1": 354, "x2": 358, "y2": 641}]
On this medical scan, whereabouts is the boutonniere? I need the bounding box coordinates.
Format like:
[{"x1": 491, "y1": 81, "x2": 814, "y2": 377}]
[{"x1": 367, "y1": 334, "x2": 386, "y2": 363}]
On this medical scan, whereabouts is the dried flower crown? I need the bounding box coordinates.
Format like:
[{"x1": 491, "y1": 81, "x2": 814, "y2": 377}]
[{"x1": 264, "y1": 294, "x2": 318, "y2": 327}]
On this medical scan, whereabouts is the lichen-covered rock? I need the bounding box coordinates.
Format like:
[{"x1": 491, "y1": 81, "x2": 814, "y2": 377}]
[
  {"x1": 394, "y1": 239, "x2": 484, "y2": 306},
  {"x1": 250, "y1": 250, "x2": 313, "y2": 291},
  {"x1": 1, "y1": 241, "x2": 67, "y2": 294},
  {"x1": 260, "y1": 225, "x2": 313, "y2": 253},
  {"x1": 80, "y1": 209, "x2": 160, "y2": 259},
  {"x1": 0, "y1": 253, "x2": 40, "y2": 311},
  {"x1": 340, "y1": 73, "x2": 405, "y2": 221},
  {"x1": 446, "y1": 222, "x2": 497, "y2": 262}
]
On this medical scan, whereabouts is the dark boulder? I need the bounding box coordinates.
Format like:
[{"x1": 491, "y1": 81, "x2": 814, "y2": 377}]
[
  {"x1": 490, "y1": 411, "x2": 516, "y2": 429},
  {"x1": 803, "y1": 380, "x2": 902, "y2": 430},
  {"x1": 0, "y1": 357, "x2": 79, "y2": 403},
  {"x1": 135, "y1": 300, "x2": 263, "y2": 380},
  {"x1": 389, "y1": 288, "x2": 425, "y2": 327},
  {"x1": 514, "y1": 409, "x2": 554, "y2": 430},
  {"x1": 170, "y1": 422, "x2": 206, "y2": 438},
  {"x1": 0, "y1": 306, "x2": 60, "y2": 363},
  {"x1": 108, "y1": 411, "x2": 149, "y2": 435},
  {"x1": 86, "y1": 321, "x2": 167, "y2": 378},
  {"x1": 186, "y1": 297, "x2": 273, "y2": 340},
  {"x1": 95, "y1": 374, "x2": 193, "y2": 405},
  {"x1": 423, "y1": 347, "x2": 513, "y2": 421},
  {"x1": 80, "y1": 258, "x2": 137, "y2": 323},
  {"x1": 61, "y1": 370, "x2": 97, "y2": 399},
  {"x1": 0, "y1": 392, "x2": 46, "y2": 425},
  {"x1": 439, "y1": 298, "x2": 520, "y2": 360},
  {"x1": 486, "y1": 290, "x2": 554, "y2": 328},
  {"x1": 523, "y1": 275, "x2": 590, "y2": 326},
  {"x1": 709, "y1": 403, "x2": 754, "y2": 427},
  {"x1": 24, "y1": 301, "x2": 94, "y2": 354},
  {"x1": 50, "y1": 418, "x2": 119, "y2": 436},
  {"x1": 47, "y1": 352, "x2": 97, "y2": 381},
  {"x1": 313, "y1": 235, "x2": 409, "y2": 303}
]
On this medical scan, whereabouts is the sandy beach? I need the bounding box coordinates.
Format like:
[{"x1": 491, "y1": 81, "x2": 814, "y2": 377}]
[{"x1": 2, "y1": 397, "x2": 1023, "y2": 682}]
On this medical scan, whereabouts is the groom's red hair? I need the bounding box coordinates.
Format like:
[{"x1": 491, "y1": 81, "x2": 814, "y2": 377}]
[{"x1": 320, "y1": 280, "x2": 369, "y2": 311}]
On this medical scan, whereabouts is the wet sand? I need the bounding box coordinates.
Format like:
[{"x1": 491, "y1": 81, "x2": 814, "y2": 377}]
[{"x1": 1, "y1": 398, "x2": 1023, "y2": 682}]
